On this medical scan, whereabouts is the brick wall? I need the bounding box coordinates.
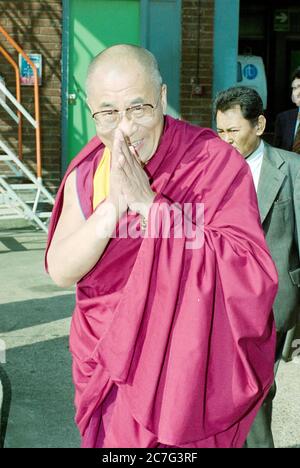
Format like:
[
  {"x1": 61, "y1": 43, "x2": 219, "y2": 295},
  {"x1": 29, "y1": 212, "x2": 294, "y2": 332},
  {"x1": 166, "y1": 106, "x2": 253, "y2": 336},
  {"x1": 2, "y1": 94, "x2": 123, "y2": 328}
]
[
  {"x1": 181, "y1": 0, "x2": 215, "y2": 128},
  {"x1": 0, "y1": 0, "x2": 62, "y2": 189}
]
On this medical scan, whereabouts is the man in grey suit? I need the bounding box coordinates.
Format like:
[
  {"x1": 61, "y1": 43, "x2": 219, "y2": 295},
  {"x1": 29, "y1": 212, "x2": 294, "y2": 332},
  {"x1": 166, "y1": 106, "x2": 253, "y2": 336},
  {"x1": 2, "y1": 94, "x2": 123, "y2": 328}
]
[{"x1": 213, "y1": 86, "x2": 300, "y2": 448}]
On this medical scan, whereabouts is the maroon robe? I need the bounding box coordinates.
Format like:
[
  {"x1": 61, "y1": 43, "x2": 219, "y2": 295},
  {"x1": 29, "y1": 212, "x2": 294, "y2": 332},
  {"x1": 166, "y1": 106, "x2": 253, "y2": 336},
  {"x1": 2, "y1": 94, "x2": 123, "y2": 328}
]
[{"x1": 46, "y1": 116, "x2": 278, "y2": 448}]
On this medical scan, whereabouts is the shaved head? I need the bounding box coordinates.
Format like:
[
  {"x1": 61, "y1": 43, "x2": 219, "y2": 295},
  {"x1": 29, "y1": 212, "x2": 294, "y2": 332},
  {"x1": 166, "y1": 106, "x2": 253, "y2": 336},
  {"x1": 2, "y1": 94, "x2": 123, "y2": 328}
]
[
  {"x1": 85, "y1": 44, "x2": 167, "y2": 164},
  {"x1": 86, "y1": 44, "x2": 163, "y2": 97}
]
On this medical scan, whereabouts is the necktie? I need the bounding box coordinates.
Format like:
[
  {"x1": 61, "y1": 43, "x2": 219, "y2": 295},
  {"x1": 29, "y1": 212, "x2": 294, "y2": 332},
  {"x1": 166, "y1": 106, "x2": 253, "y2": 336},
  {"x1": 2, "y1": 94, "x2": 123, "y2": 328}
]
[{"x1": 293, "y1": 116, "x2": 300, "y2": 154}]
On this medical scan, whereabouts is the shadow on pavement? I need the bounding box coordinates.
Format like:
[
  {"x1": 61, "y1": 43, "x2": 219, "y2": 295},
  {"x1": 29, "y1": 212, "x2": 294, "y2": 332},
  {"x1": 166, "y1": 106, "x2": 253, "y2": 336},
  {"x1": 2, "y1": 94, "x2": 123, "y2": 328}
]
[
  {"x1": 0, "y1": 294, "x2": 81, "y2": 448},
  {"x1": 0, "y1": 294, "x2": 75, "y2": 332}
]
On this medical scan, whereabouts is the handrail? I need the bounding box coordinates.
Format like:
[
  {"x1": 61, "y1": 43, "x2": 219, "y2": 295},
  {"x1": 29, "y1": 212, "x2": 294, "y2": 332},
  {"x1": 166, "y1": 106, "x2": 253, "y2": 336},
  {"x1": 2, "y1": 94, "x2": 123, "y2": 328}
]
[
  {"x1": 0, "y1": 81, "x2": 38, "y2": 128},
  {"x1": 0, "y1": 43, "x2": 23, "y2": 160},
  {"x1": 0, "y1": 25, "x2": 42, "y2": 179},
  {"x1": 0, "y1": 95, "x2": 19, "y2": 123}
]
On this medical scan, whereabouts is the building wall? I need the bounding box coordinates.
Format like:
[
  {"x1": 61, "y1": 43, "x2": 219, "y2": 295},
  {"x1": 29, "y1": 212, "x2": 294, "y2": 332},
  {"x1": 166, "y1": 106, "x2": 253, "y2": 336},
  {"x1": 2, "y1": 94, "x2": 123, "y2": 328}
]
[
  {"x1": 0, "y1": 0, "x2": 215, "y2": 183},
  {"x1": 181, "y1": 0, "x2": 215, "y2": 127},
  {"x1": 0, "y1": 0, "x2": 62, "y2": 189}
]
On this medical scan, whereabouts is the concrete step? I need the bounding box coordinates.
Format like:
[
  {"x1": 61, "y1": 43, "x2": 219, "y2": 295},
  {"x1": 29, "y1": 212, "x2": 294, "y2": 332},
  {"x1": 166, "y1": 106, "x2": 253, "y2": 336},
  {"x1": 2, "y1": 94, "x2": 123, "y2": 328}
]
[{"x1": 0, "y1": 218, "x2": 42, "y2": 230}]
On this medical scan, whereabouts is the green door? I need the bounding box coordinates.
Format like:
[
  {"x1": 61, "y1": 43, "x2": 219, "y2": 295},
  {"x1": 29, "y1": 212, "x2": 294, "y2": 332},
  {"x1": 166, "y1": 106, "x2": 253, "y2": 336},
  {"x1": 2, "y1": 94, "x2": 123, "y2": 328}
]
[{"x1": 66, "y1": 0, "x2": 140, "y2": 164}]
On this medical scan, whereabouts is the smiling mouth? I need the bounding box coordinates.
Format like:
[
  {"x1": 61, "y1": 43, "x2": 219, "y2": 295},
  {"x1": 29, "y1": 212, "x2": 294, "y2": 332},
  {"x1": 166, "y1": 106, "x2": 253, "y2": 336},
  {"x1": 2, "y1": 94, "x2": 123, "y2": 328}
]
[
  {"x1": 131, "y1": 139, "x2": 144, "y2": 150},
  {"x1": 127, "y1": 139, "x2": 145, "y2": 166},
  {"x1": 124, "y1": 136, "x2": 143, "y2": 150}
]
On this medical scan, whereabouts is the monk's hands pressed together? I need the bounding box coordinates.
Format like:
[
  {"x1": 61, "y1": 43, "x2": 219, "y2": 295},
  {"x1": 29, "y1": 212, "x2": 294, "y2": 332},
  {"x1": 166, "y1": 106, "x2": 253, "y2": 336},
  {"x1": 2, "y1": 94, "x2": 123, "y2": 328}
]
[{"x1": 108, "y1": 129, "x2": 156, "y2": 219}]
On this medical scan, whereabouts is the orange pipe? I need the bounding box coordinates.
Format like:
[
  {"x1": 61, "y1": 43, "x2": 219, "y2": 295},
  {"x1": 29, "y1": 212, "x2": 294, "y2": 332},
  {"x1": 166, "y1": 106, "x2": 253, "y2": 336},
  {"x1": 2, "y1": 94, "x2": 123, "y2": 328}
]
[
  {"x1": 0, "y1": 25, "x2": 42, "y2": 178},
  {"x1": 0, "y1": 43, "x2": 23, "y2": 160}
]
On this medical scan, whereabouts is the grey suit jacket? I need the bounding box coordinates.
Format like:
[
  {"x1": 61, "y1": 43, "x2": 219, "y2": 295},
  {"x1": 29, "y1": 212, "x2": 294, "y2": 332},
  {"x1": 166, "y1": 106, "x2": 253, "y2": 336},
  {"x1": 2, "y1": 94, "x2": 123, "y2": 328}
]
[{"x1": 257, "y1": 142, "x2": 300, "y2": 331}]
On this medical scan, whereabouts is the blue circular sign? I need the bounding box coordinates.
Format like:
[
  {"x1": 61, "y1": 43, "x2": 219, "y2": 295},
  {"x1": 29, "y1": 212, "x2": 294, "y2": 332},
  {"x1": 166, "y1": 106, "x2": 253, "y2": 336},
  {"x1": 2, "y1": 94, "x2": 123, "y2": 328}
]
[{"x1": 243, "y1": 64, "x2": 258, "y2": 80}]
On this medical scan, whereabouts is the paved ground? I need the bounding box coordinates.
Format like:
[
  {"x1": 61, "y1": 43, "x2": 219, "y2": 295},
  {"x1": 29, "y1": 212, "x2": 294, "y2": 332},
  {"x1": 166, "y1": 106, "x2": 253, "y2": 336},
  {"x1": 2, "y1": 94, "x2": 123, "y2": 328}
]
[
  {"x1": 0, "y1": 222, "x2": 299, "y2": 448},
  {"x1": 273, "y1": 358, "x2": 300, "y2": 448},
  {"x1": 0, "y1": 223, "x2": 80, "y2": 448}
]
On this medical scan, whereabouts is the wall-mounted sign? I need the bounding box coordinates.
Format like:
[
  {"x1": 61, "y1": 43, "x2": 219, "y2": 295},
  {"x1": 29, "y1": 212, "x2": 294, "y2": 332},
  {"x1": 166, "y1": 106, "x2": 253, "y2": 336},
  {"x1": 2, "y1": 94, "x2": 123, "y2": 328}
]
[
  {"x1": 237, "y1": 55, "x2": 268, "y2": 109},
  {"x1": 243, "y1": 64, "x2": 258, "y2": 80},
  {"x1": 274, "y1": 10, "x2": 289, "y2": 32},
  {"x1": 19, "y1": 53, "x2": 42, "y2": 86}
]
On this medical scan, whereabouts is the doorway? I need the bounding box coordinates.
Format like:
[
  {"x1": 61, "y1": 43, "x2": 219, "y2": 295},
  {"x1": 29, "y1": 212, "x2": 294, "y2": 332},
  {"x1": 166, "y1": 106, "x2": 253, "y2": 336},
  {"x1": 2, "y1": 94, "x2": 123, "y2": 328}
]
[
  {"x1": 239, "y1": 0, "x2": 300, "y2": 140},
  {"x1": 63, "y1": 0, "x2": 140, "y2": 167},
  {"x1": 61, "y1": 0, "x2": 181, "y2": 171}
]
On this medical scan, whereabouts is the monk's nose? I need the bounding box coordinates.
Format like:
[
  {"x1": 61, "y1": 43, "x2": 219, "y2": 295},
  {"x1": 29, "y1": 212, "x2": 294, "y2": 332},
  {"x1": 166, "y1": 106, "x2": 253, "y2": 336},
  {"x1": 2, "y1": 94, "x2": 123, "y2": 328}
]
[
  {"x1": 223, "y1": 133, "x2": 234, "y2": 144},
  {"x1": 117, "y1": 112, "x2": 138, "y2": 137}
]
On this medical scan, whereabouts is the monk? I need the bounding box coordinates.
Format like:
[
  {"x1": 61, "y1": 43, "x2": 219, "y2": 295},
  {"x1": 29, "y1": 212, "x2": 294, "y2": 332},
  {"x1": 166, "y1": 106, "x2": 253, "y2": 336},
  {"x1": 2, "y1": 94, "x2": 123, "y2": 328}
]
[{"x1": 46, "y1": 45, "x2": 278, "y2": 448}]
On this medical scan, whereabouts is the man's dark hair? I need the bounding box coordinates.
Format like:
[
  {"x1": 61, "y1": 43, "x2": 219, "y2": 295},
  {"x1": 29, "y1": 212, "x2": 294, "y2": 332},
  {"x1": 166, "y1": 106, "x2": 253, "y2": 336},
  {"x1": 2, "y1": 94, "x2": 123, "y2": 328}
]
[
  {"x1": 213, "y1": 86, "x2": 264, "y2": 126},
  {"x1": 291, "y1": 67, "x2": 300, "y2": 82}
]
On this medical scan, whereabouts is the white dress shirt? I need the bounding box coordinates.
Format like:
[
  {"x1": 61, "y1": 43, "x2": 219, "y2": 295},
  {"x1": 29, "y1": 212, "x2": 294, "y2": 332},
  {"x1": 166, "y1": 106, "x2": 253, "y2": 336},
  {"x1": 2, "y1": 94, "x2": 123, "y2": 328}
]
[{"x1": 246, "y1": 140, "x2": 264, "y2": 192}]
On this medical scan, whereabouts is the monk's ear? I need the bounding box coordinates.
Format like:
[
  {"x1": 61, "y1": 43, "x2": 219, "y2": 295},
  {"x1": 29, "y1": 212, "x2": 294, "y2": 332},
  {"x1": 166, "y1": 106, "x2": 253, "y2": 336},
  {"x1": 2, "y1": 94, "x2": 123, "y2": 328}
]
[
  {"x1": 255, "y1": 115, "x2": 266, "y2": 136},
  {"x1": 161, "y1": 84, "x2": 167, "y2": 114}
]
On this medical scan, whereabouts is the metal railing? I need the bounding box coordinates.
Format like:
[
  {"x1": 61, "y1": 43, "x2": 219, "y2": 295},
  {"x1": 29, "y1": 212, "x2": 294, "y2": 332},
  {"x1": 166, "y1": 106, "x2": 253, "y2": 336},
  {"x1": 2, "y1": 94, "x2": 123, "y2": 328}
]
[
  {"x1": 0, "y1": 25, "x2": 42, "y2": 179},
  {"x1": 0, "y1": 42, "x2": 22, "y2": 160}
]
